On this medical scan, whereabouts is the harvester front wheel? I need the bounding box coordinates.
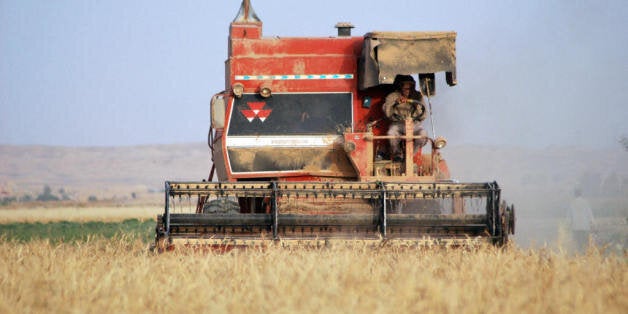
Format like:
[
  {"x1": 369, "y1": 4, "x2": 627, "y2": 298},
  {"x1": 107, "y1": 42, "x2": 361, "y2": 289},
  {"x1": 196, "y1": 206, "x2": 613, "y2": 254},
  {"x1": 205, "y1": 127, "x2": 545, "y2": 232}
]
[{"x1": 238, "y1": 197, "x2": 269, "y2": 213}]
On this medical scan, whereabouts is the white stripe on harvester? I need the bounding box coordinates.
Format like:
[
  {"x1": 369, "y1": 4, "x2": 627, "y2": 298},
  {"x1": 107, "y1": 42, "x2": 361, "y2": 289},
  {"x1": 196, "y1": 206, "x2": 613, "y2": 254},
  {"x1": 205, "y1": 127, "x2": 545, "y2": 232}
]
[{"x1": 226, "y1": 135, "x2": 342, "y2": 148}]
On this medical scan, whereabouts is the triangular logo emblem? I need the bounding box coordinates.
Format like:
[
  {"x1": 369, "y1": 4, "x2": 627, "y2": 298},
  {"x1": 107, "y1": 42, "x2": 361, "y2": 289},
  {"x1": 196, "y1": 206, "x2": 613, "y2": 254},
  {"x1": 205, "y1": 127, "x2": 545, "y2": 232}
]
[{"x1": 239, "y1": 102, "x2": 272, "y2": 122}]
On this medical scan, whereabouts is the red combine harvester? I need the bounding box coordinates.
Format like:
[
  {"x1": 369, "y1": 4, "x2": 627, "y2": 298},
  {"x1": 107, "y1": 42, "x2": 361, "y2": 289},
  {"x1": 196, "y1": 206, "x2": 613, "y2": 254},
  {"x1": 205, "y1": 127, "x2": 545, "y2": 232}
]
[{"x1": 154, "y1": 0, "x2": 515, "y2": 250}]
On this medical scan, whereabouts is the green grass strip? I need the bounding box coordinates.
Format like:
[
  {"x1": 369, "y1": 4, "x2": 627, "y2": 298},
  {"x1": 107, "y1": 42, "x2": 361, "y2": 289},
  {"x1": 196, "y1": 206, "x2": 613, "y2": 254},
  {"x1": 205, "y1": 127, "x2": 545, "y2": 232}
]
[{"x1": 0, "y1": 219, "x2": 155, "y2": 243}]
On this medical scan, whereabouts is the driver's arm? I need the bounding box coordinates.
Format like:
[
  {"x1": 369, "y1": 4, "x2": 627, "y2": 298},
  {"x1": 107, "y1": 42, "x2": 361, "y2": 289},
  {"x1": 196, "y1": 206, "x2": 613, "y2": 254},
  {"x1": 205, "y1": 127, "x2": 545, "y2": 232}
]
[{"x1": 383, "y1": 92, "x2": 401, "y2": 119}]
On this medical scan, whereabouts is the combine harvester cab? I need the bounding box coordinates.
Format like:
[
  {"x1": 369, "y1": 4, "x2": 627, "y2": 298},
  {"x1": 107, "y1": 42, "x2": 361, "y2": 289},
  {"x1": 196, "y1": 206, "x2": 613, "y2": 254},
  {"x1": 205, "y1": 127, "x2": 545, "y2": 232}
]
[{"x1": 155, "y1": 0, "x2": 515, "y2": 251}]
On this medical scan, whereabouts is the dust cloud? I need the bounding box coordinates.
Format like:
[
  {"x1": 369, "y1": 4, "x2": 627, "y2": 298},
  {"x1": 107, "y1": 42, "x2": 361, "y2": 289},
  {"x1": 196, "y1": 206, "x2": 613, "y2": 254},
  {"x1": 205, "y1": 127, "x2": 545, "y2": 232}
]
[{"x1": 445, "y1": 145, "x2": 627, "y2": 253}]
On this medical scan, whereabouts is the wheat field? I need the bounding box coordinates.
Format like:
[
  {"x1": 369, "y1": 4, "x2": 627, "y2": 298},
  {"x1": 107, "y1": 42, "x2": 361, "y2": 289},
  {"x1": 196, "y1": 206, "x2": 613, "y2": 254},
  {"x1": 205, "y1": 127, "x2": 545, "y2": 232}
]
[{"x1": 0, "y1": 236, "x2": 625, "y2": 314}]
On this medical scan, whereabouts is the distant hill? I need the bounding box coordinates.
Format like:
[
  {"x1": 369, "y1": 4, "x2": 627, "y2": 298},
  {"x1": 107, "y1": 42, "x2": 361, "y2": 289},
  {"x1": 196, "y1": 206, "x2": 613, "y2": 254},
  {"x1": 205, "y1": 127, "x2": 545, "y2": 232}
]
[{"x1": 0, "y1": 143, "x2": 210, "y2": 203}]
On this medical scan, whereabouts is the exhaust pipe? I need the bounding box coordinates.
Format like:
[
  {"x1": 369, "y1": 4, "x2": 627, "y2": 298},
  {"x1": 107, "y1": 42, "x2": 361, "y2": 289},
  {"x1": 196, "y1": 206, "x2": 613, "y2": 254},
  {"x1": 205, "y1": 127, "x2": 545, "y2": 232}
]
[{"x1": 335, "y1": 22, "x2": 354, "y2": 37}]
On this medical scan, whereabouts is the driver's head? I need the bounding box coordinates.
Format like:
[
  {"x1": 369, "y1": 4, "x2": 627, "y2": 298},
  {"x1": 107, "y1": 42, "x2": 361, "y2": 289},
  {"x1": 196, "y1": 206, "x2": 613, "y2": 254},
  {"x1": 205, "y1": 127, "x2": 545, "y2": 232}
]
[
  {"x1": 400, "y1": 81, "x2": 413, "y2": 97},
  {"x1": 394, "y1": 74, "x2": 416, "y2": 96}
]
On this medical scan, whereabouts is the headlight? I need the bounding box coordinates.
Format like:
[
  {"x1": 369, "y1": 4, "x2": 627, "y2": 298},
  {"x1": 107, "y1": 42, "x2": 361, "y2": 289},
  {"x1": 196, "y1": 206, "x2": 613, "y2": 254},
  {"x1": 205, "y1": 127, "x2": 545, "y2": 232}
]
[
  {"x1": 232, "y1": 83, "x2": 244, "y2": 98},
  {"x1": 434, "y1": 136, "x2": 447, "y2": 149},
  {"x1": 259, "y1": 83, "x2": 272, "y2": 98},
  {"x1": 344, "y1": 141, "x2": 356, "y2": 153}
]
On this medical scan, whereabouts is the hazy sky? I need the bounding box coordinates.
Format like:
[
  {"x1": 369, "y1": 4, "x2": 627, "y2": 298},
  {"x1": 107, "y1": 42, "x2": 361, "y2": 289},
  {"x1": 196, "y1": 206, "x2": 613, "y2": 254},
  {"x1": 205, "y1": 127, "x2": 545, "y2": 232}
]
[{"x1": 1, "y1": 0, "x2": 626, "y2": 148}]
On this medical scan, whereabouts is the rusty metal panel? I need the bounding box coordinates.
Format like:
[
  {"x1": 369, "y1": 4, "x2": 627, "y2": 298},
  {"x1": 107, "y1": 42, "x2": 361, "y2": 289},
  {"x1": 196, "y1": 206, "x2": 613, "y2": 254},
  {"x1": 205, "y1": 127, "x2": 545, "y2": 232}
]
[
  {"x1": 359, "y1": 31, "x2": 457, "y2": 90},
  {"x1": 227, "y1": 147, "x2": 355, "y2": 176}
]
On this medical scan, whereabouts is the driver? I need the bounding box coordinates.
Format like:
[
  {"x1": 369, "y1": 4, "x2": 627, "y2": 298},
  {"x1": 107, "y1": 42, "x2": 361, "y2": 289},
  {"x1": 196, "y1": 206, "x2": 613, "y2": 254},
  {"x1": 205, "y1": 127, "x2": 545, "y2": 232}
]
[{"x1": 382, "y1": 75, "x2": 427, "y2": 161}]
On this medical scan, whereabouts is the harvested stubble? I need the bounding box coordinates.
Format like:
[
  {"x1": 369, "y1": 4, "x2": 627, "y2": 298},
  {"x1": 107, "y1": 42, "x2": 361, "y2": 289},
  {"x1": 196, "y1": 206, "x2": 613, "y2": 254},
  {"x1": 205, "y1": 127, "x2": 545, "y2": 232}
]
[{"x1": 0, "y1": 238, "x2": 625, "y2": 314}]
